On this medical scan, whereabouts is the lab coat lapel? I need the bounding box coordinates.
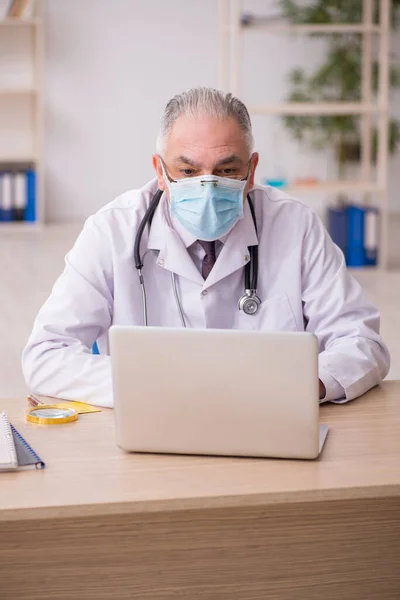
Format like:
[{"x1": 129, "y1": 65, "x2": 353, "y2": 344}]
[
  {"x1": 161, "y1": 228, "x2": 204, "y2": 285},
  {"x1": 204, "y1": 200, "x2": 259, "y2": 290},
  {"x1": 147, "y1": 194, "x2": 204, "y2": 285}
]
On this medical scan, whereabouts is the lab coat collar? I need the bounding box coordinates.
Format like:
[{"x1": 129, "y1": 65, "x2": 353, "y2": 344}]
[
  {"x1": 147, "y1": 193, "x2": 258, "y2": 288},
  {"x1": 148, "y1": 194, "x2": 204, "y2": 285}
]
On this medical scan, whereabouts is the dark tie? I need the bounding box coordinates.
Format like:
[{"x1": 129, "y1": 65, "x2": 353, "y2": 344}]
[{"x1": 198, "y1": 240, "x2": 216, "y2": 279}]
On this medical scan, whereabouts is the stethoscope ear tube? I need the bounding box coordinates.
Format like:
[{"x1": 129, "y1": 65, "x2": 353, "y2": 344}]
[{"x1": 134, "y1": 189, "x2": 163, "y2": 269}]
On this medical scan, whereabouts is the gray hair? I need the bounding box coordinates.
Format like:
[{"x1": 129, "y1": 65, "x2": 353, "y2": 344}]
[{"x1": 156, "y1": 87, "x2": 254, "y2": 156}]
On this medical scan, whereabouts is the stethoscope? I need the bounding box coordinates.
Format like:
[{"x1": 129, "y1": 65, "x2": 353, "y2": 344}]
[{"x1": 134, "y1": 189, "x2": 261, "y2": 327}]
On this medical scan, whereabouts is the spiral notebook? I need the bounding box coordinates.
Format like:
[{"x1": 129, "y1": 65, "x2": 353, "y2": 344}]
[
  {"x1": 0, "y1": 412, "x2": 18, "y2": 471},
  {"x1": 0, "y1": 412, "x2": 45, "y2": 471}
]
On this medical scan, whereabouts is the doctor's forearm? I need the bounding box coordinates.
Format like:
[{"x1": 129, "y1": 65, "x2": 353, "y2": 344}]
[
  {"x1": 318, "y1": 338, "x2": 390, "y2": 402},
  {"x1": 22, "y1": 347, "x2": 114, "y2": 408}
]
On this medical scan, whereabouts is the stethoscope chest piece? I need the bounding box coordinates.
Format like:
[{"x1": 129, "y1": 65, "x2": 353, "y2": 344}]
[{"x1": 238, "y1": 290, "x2": 262, "y2": 315}]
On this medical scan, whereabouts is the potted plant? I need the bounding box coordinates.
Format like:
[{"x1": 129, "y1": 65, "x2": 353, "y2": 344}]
[{"x1": 281, "y1": 0, "x2": 400, "y2": 182}]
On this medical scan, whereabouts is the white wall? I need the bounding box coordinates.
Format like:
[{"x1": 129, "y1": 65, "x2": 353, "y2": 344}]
[
  {"x1": 44, "y1": 0, "x2": 219, "y2": 221},
  {"x1": 43, "y1": 0, "x2": 400, "y2": 222}
]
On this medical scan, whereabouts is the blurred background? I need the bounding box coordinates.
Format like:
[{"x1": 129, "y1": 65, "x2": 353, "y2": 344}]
[{"x1": 0, "y1": 0, "x2": 399, "y2": 396}]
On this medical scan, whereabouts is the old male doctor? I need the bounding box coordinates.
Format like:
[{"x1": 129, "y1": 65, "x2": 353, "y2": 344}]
[{"x1": 22, "y1": 88, "x2": 390, "y2": 407}]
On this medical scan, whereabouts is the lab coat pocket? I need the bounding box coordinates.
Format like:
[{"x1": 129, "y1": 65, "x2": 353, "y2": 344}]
[{"x1": 234, "y1": 292, "x2": 299, "y2": 332}]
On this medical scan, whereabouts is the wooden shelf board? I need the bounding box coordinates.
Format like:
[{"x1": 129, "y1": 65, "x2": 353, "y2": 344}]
[
  {"x1": 0, "y1": 18, "x2": 40, "y2": 27},
  {"x1": 0, "y1": 158, "x2": 38, "y2": 163},
  {"x1": 272, "y1": 181, "x2": 382, "y2": 194},
  {"x1": 249, "y1": 102, "x2": 380, "y2": 115},
  {"x1": 241, "y1": 23, "x2": 381, "y2": 34},
  {"x1": 0, "y1": 222, "x2": 42, "y2": 232},
  {"x1": 0, "y1": 88, "x2": 38, "y2": 95}
]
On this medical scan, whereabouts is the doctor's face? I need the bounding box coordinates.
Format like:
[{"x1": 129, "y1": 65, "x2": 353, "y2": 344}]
[{"x1": 152, "y1": 114, "x2": 259, "y2": 199}]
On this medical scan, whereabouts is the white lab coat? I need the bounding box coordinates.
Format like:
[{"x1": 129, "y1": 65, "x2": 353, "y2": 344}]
[{"x1": 22, "y1": 178, "x2": 390, "y2": 407}]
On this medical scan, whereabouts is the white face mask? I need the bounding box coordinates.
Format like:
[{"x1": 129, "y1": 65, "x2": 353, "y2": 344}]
[{"x1": 162, "y1": 166, "x2": 246, "y2": 241}]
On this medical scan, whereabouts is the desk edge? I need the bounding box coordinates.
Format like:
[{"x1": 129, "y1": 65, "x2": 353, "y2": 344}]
[{"x1": 1, "y1": 483, "x2": 400, "y2": 522}]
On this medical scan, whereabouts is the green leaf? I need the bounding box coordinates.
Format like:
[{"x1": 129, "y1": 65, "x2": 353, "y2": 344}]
[
  {"x1": 289, "y1": 67, "x2": 306, "y2": 85},
  {"x1": 281, "y1": 1, "x2": 400, "y2": 163},
  {"x1": 390, "y1": 65, "x2": 400, "y2": 88}
]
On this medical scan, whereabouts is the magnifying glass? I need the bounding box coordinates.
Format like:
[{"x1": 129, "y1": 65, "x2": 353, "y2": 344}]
[{"x1": 26, "y1": 405, "x2": 78, "y2": 425}]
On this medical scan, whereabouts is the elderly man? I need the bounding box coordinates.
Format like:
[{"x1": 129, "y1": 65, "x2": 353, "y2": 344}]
[{"x1": 22, "y1": 87, "x2": 390, "y2": 407}]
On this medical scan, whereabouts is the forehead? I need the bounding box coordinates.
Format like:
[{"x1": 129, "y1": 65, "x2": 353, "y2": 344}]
[{"x1": 165, "y1": 114, "x2": 249, "y2": 161}]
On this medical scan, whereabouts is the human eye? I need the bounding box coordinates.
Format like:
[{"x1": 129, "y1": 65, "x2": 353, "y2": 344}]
[
  {"x1": 217, "y1": 168, "x2": 238, "y2": 177},
  {"x1": 179, "y1": 168, "x2": 196, "y2": 177}
]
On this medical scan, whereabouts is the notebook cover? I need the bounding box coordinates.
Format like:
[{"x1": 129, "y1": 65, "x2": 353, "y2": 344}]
[
  {"x1": 11, "y1": 425, "x2": 45, "y2": 469},
  {"x1": 0, "y1": 413, "x2": 18, "y2": 471}
]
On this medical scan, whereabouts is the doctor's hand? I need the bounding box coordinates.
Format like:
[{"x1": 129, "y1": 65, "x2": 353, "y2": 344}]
[{"x1": 319, "y1": 379, "x2": 326, "y2": 400}]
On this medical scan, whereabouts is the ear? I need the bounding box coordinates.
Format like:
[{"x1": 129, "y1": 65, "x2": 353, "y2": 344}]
[
  {"x1": 246, "y1": 152, "x2": 259, "y2": 191},
  {"x1": 152, "y1": 155, "x2": 167, "y2": 192}
]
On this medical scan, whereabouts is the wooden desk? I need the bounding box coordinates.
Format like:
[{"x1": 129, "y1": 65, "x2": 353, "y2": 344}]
[{"x1": 1, "y1": 382, "x2": 400, "y2": 599}]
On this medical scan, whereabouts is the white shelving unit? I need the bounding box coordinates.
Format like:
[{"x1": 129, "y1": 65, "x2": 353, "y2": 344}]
[
  {"x1": 0, "y1": 17, "x2": 40, "y2": 27},
  {"x1": 219, "y1": 0, "x2": 392, "y2": 268},
  {"x1": 0, "y1": 0, "x2": 44, "y2": 230}
]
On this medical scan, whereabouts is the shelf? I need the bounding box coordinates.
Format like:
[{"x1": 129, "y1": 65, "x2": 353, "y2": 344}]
[
  {"x1": 0, "y1": 88, "x2": 38, "y2": 95},
  {"x1": 0, "y1": 18, "x2": 40, "y2": 27},
  {"x1": 0, "y1": 160, "x2": 38, "y2": 168},
  {"x1": 249, "y1": 102, "x2": 380, "y2": 115},
  {"x1": 0, "y1": 157, "x2": 37, "y2": 161},
  {"x1": 274, "y1": 181, "x2": 382, "y2": 194},
  {"x1": 241, "y1": 23, "x2": 381, "y2": 34},
  {"x1": 220, "y1": 0, "x2": 392, "y2": 268},
  {"x1": 0, "y1": 1, "x2": 44, "y2": 231},
  {"x1": 0, "y1": 222, "x2": 41, "y2": 232}
]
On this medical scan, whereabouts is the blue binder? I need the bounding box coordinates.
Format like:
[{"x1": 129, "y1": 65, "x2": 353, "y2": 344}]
[
  {"x1": 24, "y1": 170, "x2": 36, "y2": 222},
  {"x1": 327, "y1": 204, "x2": 378, "y2": 267},
  {"x1": 346, "y1": 205, "x2": 365, "y2": 267},
  {"x1": 327, "y1": 206, "x2": 347, "y2": 256},
  {"x1": 363, "y1": 207, "x2": 379, "y2": 266},
  {"x1": 0, "y1": 172, "x2": 3, "y2": 222},
  {"x1": 0, "y1": 172, "x2": 14, "y2": 222},
  {"x1": 346, "y1": 206, "x2": 378, "y2": 267}
]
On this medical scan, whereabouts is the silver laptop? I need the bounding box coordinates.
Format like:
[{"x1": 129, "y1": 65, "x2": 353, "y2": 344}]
[{"x1": 110, "y1": 327, "x2": 329, "y2": 460}]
